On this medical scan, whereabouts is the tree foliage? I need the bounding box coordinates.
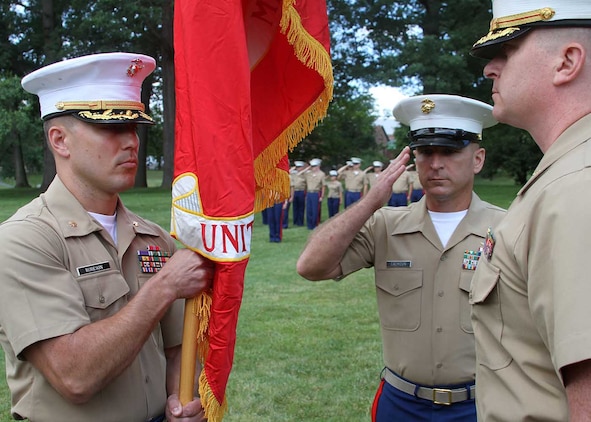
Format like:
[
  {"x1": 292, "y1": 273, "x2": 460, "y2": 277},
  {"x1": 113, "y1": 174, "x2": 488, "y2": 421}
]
[
  {"x1": 1, "y1": 0, "x2": 543, "y2": 187},
  {"x1": 0, "y1": 75, "x2": 44, "y2": 186},
  {"x1": 327, "y1": 0, "x2": 542, "y2": 183}
]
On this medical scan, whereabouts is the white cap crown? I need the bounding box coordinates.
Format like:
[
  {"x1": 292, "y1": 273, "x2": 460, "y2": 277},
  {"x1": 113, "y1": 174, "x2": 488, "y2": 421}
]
[{"x1": 22, "y1": 52, "x2": 156, "y2": 123}]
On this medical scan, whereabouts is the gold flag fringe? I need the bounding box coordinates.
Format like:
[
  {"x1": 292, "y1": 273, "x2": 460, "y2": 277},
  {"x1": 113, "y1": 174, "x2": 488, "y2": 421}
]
[
  {"x1": 199, "y1": 370, "x2": 228, "y2": 422},
  {"x1": 194, "y1": 290, "x2": 230, "y2": 421},
  {"x1": 253, "y1": 0, "x2": 334, "y2": 212},
  {"x1": 195, "y1": 291, "x2": 212, "y2": 361}
]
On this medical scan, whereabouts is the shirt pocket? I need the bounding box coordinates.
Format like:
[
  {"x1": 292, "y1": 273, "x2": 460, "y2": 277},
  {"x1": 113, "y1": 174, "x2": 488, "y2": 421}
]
[
  {"x1": 469, "y1": 260, "x2": 512, "y2": 370},
  {"x1": 78, "y1": 269, "x2": 130, "y2": 321},
  {"x1": 458, "y1": 271, "x2": 474, "y2": 333},
  {"x1": 375, "y1": 269, "x2": 423, "y2": 331}
]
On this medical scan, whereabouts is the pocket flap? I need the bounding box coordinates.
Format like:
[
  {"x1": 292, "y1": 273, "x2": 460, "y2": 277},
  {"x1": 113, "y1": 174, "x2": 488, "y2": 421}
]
[
  {"x1": 470, "y1": 260, "x2": 500, "y2": 304},
  {"x1": 79, "y1": 271, "x2": 130, "y2": 309},
  {"x1": 376, "y1": 269, "x2": 422, "y2": 297},
  {"x1": 459, "y1": 271, "x2": 473, "y2": 293}
]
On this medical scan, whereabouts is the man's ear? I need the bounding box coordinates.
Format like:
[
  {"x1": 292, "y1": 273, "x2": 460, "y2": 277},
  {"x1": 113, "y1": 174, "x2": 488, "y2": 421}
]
[
  {"x1": 473, "y1": 147, "x2": 486, "y2": 174},
  {"x1": 46, "y1": 123, "x2": 70, "y2": 158},
  {"x1": 554, "y1": 42, "x2": 585, "y2": 86}
]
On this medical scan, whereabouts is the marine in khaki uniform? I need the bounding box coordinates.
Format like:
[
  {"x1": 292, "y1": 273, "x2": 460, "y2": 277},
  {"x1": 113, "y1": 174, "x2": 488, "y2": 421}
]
[
  {"x1": 470, "y1": 2, "x2": 591, "y2": 420},
  {"x1": 364, "y1": 160, "x2": 384, "y2": 194},
  {"x1": 324, "y1": 169, "x2": 343, "y2": 218},
  {"x1": 291, "y1": 160, "x2": 308, "y2": 226},
  {"x1": 387, "y1": 170, "x2": 411, "y2": 206},
  {"x1": 0, "y1": 53, "x2": 212, "y2": 422},
  {"x1": 338, "y1": 157, "x2": 367, "y2": 208},
  {"x1": 297, "y1": 95, "x2": 504, "y2": 421},
  {"x1": 304, "y1": 158, "x2": 325, "y2": 229},
  {"x1": 408, "y1": 165, "x2": 424, "y2": 202}
]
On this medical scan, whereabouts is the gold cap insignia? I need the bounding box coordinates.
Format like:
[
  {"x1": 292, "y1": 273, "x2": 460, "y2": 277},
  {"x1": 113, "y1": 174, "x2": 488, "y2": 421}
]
[
  {"x1": 421, "y1": 99, "x2": 435, "y2": 114},
  {"x1": 127, "y1": 59, "x2": 145, "y2": 77}
]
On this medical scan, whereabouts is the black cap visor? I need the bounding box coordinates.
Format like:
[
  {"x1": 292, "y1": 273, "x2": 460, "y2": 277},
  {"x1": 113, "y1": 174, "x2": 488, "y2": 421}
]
[{"x1": 408, "y1": 128, "x2": 480, "y2": 150}]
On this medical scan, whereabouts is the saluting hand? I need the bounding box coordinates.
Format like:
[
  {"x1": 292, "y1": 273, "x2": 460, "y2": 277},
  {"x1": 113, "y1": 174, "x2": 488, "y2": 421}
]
[{"x1": 363, "y1": 147, "x2": 411, "y2": 210}]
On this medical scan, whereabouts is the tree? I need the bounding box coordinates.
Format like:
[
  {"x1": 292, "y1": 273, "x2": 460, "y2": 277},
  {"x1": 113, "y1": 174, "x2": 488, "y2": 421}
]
[
  {"x1": 293, "y1": 86, "x2": 378, "y2": 168},
  {"x1": 62, "y1": 0, "x2": 173, "y2": 188},
  {"x1": 0, "y1": 75, "x2": 44, "y2": 187},
  {"x1": 328, "y1": 0, "x2": 541, "y2": 184},
  {"x1": 0, "y1": 0, "x2": 173, "y2": 189},
  {"x1": 288, "y1": 0, "x2": 388, "y2": 168}
]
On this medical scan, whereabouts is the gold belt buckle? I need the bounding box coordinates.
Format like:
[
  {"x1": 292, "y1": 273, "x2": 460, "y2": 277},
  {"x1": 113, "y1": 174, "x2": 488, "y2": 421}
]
[{"x1": 432, "y1": 388, "x2": 453, "y2": 405}]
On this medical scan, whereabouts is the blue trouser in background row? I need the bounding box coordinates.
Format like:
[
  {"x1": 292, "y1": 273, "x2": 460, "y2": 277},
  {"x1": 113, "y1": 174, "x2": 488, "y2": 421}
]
[
  {"x1": 267, "y1": 203, "x2": 284, "y2": 242},
  {"x1": 410, "y1": 189, "x2": 424, "y2": 203},
  {"x1": 292, "y1": 190, "x2": 305, "y2": 226},
  {"x1": 327, "y1": 197, "x2": 340, "y2": 218},
  {"x1": 306, "y1": 192, "x2": 320, "y2": 229},
  {"x1": 344, "y1": 190, "x2": 361, "y2": 208},
  {"x1": 282, "y1": 201, "x2": 290, "y2": 228},
  {"x1": 388, "y1": 192, "x2": 407, "y2": 207}
]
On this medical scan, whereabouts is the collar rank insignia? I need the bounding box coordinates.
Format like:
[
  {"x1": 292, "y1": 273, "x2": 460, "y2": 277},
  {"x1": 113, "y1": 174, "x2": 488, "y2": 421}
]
[
  {"x1": 137, "y1": 245, "x2": 171, "y2": 273},
  {"x1": 462, "y1": 249, "x2": 481, "y2": 270}
]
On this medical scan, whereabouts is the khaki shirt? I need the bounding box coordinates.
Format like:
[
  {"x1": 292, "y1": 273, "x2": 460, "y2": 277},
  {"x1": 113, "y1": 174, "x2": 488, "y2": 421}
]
[
  {"x1": 305, "y1": 169, "x2": 325, "y2": 192},
  {"x1": 342, "y1": 169, "x2": 366, "y2": 192},
  {"x1": 292, "y1": 171, "x2": 307, "y2": 191},
  {"x1": 365, "y1": 172, "x2": 381, "y2": 189},
  {"x1": 409, "y1": 171, "x2": 423, "y2": 190},
  {"x1": 340, "y1": 194, "x2": 505, "y2": 386},
  {"x1": 470, "y1": 114, "x2": 591, "y2": 421},
  {"x1": 324, "y1": 180, "x2": 343, "y2": 199},
  {"x1": 391, "y1": 171, "x2": 411, "y2": 193},
  {"x1": 0, "y1": 177, "x2": 184, "y2": 422}
]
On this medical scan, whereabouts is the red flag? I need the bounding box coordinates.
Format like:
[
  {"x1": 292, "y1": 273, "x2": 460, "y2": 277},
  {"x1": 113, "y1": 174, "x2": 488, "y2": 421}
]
[{"x1": 172, "y1": 0, "x2": 332, "y2": 420}]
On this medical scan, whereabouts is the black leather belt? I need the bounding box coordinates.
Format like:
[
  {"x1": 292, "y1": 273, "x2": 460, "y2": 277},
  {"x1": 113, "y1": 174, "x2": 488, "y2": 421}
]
[{"x1": 383, "y1": 369, "x2": 475, "y2": 405}]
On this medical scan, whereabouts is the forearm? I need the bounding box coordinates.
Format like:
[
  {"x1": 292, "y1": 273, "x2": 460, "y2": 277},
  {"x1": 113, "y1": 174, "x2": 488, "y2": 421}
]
[
  {"x1": 24, "y1": 274, "x2": 177, "y2": 403},
  {"x1": 564, "y1": 359, "x2": 591, "y2": 421},
  {"x1": 297, "y1": 147, "x2": 410, "y2": 281},
  {"x1": 297, "y1": 196, "x2": 378, "y2": 280}
]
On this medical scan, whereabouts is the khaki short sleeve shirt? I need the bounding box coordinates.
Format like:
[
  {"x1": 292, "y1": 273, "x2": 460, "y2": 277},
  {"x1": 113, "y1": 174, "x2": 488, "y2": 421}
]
[
  {"x1": 325, "y1": 180, "x2": 343, "y2": 199},
  {"x1": 365, "y1": 172, "x2": 380, "y2": 189},
  {"x1": 339, "y1": 194, "x2": 505, "y2": 386},
  {"x1": 305, "y1": 170, "x2": 325, "y2": 192},
  {"x1": 391, "y1": 171, "x2": 410, "y2": 193},
  {"x1": 292, "y1": 172, "x2": 307, "y2": 191},
  {"x1": 470, "y1": 114, "x2": 591, "y2": 421},
  {"x1": 343, "y1": 170, "x2": 366, "y2": 192},
  {"x1": 0, "y1": 177, "x2": 184, "y2": 422}
]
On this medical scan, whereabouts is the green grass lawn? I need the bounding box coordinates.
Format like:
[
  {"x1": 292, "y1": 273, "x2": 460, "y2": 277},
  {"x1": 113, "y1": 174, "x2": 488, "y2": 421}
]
[{"x1": 0, "y1": 174, "x2": 519, "y2": 421}]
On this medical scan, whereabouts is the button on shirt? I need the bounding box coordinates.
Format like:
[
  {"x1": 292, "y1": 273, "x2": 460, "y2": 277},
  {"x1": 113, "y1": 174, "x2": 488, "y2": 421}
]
[
  {"x1": 470, "y1": 114, "x2": 591, "y2": 421},
  {"x1": 0, "y1": 177, "x2": 184, "y2": 422},
  {"x1": 339, "y1": 194, "x2": 505, "y2": 386}
]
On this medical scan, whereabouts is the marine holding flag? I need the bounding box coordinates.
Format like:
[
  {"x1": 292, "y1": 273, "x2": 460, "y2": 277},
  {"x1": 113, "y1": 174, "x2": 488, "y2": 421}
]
[
  {"x1": 0, "y1": 53, "x2": 212, "y2": 422},
  {"x1": 172, "y1": 0, "x2": 332, "y2": 420}
]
